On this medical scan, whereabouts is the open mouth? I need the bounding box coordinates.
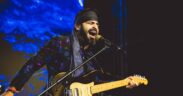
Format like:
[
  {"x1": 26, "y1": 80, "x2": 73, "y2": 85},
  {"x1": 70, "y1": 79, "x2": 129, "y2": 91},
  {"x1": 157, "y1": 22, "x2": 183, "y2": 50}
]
[{"x1": 88, "y1": 30, "x2": 97, "y2": 36}]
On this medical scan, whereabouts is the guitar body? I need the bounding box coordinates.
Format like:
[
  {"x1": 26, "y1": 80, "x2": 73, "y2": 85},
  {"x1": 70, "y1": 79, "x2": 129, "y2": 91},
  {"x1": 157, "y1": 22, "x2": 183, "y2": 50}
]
[
  {"x1": 49, "y1": 72, "x2": 66, "y2": 96},
  {"x1": 70, "y1": 82, "x2": 94, "y2": 96},
  {"x1": 49, "y1": 70, "x2": 105, "y2": 96}
]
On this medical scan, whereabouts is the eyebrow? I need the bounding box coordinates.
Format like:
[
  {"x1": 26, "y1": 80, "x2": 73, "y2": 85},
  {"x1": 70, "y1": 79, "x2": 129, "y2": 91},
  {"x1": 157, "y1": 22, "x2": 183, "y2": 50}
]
[{"x1": 86, "y1": 21, "x2": 99, "y2": 24}]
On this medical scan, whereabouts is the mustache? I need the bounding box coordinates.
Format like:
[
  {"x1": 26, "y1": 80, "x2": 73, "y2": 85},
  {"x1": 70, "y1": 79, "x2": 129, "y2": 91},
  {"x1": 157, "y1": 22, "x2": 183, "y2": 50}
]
[{"x1": 88, "y1": 28, "x2": 97, "y2": 32}]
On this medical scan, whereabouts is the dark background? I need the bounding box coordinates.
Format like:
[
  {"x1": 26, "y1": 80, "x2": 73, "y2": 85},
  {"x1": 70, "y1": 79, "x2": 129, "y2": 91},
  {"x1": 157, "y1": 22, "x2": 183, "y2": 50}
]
[
  {"x1": 127, "y1": 0, "x2": 182, "y2": 96},
  {"x1": 85, "y1": 0, "x2": 182, "y2": 96}
]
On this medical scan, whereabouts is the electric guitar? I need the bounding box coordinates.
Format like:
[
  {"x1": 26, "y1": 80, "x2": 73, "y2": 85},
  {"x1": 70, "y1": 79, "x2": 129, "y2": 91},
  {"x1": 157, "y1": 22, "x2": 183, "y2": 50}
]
[
  {"x1": 50, "y1": 70, "x2": 148, "y2": 96},
  {"x1": 69, "y1": 75, "x2": 148, "y2": 96}
]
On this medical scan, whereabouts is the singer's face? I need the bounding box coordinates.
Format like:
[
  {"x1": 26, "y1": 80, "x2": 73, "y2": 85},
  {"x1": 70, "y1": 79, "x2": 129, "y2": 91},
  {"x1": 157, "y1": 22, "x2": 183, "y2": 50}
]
[
  {"x1": 75, "y1": 20, "x2": 99, "y2": 45},
  {"x1": 78, "y1": 20, "x2": 99, "y2": 45}
]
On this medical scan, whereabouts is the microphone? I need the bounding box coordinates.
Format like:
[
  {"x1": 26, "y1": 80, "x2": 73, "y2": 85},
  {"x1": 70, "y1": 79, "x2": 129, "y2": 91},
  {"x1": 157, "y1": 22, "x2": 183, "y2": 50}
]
[{"x1": 96, "y1": 35, "x2": 121, "y2": 50}]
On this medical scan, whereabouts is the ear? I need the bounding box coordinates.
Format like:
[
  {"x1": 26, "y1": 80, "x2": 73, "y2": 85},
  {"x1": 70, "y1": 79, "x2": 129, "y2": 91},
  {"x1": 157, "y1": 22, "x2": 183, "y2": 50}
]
[{"x1": 75, "y1": 24, "x2": 81, "y2": 31}]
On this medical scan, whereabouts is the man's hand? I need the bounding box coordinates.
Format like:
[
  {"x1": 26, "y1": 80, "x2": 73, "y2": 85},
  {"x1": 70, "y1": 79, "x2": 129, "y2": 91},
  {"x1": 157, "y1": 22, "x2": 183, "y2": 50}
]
[
  {"x1": 1, "y1": 91, "x2": 14, "y2": 96},
  {"x1": 126, "y1": 76, "x2": 139, "y2": 89}
]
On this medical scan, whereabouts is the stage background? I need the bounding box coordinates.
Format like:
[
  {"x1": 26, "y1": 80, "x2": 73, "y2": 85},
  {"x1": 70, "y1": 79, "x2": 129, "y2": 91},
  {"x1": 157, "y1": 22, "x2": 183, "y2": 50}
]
[{"x1": 1, "y1": 0, "x2": 182, "y2": 96}]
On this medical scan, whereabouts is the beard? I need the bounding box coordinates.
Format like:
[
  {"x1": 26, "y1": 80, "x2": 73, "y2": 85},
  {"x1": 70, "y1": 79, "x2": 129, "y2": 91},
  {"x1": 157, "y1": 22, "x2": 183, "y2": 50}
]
[{"x1": 78, "y1": 27, "x2": 96, "y2": 47}]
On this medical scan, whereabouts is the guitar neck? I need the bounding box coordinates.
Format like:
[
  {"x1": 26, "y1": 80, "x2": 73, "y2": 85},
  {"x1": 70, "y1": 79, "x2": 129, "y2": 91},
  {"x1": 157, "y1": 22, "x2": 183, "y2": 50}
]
[{"x1": 91, "y1": 79, "x2": 128, "y2": 94}]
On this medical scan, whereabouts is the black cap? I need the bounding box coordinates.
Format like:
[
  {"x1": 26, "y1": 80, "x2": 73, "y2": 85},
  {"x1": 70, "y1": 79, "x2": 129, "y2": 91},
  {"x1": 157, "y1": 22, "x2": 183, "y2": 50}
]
[{"x1": 74, "y1": 9, "x2": 98, "y2": 24}]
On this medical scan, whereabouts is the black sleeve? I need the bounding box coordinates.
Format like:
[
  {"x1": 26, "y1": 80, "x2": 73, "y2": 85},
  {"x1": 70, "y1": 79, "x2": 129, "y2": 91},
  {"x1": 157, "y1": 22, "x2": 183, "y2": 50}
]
[{"x1": 9, "y1": 37, "x2": 58, "y2": 90}]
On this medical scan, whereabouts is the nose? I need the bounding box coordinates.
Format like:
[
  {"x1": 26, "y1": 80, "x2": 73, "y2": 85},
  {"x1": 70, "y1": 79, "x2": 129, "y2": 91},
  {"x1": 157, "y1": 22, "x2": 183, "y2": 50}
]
[{"x1": 92, "y1": 23, "x2": 99, "y2": 31}]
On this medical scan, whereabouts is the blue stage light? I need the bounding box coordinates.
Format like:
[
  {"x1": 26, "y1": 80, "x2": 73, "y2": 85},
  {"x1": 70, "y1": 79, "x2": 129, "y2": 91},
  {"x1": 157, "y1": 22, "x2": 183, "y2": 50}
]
[{"x1": 0, "y1": 0, "x2": 83, "y2": 95}]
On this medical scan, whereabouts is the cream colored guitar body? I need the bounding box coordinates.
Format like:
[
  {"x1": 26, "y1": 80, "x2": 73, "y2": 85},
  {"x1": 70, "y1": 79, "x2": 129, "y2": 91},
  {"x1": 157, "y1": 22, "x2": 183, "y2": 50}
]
[{"x1": 70, "y1": 82, "x2": 94, "y2": 96}]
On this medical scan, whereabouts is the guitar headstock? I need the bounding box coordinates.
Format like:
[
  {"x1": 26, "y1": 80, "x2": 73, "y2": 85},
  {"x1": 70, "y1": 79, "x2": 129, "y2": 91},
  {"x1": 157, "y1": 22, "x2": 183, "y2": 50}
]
[{"x1": 127, "y1": 75, "x2": 148, "y2": 85}]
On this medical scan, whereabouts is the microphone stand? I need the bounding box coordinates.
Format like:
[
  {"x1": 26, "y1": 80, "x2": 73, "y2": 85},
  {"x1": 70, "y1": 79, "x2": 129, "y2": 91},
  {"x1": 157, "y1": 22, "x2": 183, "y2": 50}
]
[{"x1": 38, "y1": 45, "x2": 110, "y2": 96}]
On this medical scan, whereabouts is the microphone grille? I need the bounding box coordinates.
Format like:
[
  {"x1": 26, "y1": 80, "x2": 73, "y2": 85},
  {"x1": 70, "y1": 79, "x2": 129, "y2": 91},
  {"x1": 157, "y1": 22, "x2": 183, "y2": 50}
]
[{"x1": 96, "y1": 35, "x2": 103, "y2": 41}]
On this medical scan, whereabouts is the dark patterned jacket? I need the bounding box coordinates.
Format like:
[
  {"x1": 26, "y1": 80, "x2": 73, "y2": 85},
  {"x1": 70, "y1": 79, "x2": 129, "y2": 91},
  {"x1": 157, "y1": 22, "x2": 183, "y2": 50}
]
[{"x1": 10, "y1": 35, "x2": 101, "y2": 91}]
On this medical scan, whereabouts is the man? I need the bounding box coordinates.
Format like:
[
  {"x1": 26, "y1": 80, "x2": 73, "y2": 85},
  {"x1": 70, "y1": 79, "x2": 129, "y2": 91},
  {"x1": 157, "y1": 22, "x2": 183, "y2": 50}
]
[{"x1": 2, "y1": 9, "x2": 138, "y2": 96}]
